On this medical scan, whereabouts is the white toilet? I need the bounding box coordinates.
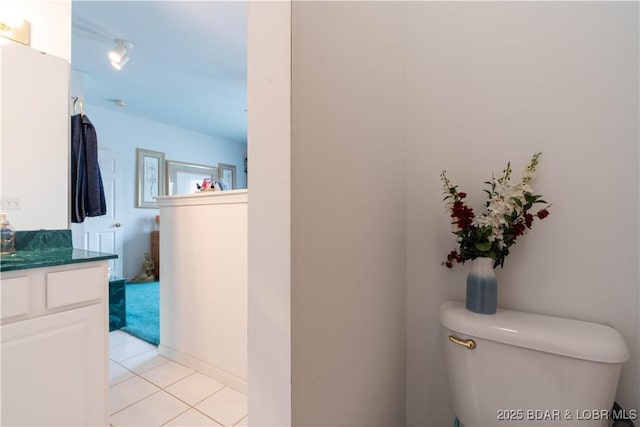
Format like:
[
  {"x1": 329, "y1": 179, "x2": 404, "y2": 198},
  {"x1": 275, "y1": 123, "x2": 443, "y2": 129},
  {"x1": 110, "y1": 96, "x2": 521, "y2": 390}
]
[{"x1": 440, "y1": 301, "x2": 630, "y2": 427}]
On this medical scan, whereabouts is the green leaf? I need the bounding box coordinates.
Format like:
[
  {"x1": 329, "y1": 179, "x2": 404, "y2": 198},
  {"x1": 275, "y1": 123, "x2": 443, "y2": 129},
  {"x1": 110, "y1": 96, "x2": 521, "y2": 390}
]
[
  {"x1": 512, "y1": 198, "x2": 522, "y2": 207},
  {"x1": 475, "y1": 242, "x2": 491, "y2": 252}
]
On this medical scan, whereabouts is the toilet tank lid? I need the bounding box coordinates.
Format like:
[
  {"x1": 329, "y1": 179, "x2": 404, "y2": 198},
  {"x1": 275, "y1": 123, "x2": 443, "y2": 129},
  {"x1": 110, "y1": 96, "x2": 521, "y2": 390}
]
[{"x1": 440, "y1": 301, "x2": 629, "y2": 364}]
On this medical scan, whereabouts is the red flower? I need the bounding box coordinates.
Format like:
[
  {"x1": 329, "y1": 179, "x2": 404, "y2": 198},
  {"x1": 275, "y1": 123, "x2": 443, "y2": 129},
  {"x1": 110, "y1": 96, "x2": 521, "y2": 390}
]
[
  {"x1": 536, "y1": 209, "x2": 550, "y2": 219},
  {"x1": 524, "y1": 212, "x2": 534, "y2": 229},
  {"x1": 444, "y1": 250, "x2": 463, "y2": 267},
  {"x1": 457, "y1": 216, "x2": 472, "y2": 229},
  {"x1": 513, "y1": 222, "x2": 526, "y2": 239},
  {"x1": 451, "y1": 201, "x2": 464, "y2": 214},
  {"x1": 451, "y1": 201, "x2": 474, "y2": 229},
  {"x1": 440, "y1": 154, "x2": 550, "y2": 269}
]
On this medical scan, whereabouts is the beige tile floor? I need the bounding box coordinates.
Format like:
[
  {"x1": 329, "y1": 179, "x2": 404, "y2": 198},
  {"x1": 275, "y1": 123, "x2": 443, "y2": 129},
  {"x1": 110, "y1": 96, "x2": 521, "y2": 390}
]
[{"x1": 109, "y1": 330, "x2": 247, "y2": 427}]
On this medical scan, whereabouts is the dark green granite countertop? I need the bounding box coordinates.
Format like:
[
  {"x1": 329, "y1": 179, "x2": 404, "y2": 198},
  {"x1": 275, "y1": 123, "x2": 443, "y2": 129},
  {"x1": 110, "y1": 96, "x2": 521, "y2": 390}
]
[
  {"x1": 0, "y1": 229, "x2": 117, "y2": 272},
  {"x1": 1, "y1": 248, "x2": 117, "y2": 272}
]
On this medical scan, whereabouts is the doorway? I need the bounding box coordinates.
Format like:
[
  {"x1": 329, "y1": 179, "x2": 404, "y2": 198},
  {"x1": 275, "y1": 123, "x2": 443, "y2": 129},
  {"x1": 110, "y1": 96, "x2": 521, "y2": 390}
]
[{"x1": 71, "y1": 149, "x2": 124, "y2": 277}]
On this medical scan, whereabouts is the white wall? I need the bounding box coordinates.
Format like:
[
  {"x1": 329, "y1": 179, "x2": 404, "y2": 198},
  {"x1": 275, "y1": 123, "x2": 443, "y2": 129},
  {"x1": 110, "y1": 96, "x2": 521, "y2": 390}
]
[
  {"x1": 247, "y1": 1, "x2": 292, "y2": 425},
  {"x1": 250, "y1": 2, "x2": 638, "y2": 426},
  {"x1": 406, "y1": 2, "x2": 639, "y2": 425},
  {"x1": 80, "y1": 104, "x2": 246, "y2": 279},
  {"x1": 291, "y1": 2, "x2": 406, "y2": 425},
  {"x1": 158, "y1": 191, "x2": 248, "y2": 392}
]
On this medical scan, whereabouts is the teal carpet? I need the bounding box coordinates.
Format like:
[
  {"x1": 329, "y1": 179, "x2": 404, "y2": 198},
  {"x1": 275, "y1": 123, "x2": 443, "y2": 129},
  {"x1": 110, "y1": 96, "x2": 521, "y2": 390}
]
[{"x1": 121, "y1": 281, "x2": 159, "y2": 346}]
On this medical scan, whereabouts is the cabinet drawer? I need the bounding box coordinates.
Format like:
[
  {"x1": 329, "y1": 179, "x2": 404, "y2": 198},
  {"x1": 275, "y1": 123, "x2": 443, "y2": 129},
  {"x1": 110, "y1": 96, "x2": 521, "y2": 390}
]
[
  {"x1": 47, "y1": 266, "x2": 105, "y2": 309},
  {"x1": 1, "y1": 276, "x2": 30, "y2": 320}
]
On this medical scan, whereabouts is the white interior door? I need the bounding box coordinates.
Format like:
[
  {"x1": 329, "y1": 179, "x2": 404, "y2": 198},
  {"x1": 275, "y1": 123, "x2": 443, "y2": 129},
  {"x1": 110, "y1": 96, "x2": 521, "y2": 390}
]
[{"x1": 73, "y1": 150, "x2": 123, "y2": 277}]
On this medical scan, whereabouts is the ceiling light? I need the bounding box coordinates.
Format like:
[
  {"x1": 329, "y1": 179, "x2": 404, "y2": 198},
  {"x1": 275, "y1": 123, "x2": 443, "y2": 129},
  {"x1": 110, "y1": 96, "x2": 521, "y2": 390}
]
[
  {"x1": 108, "y1": 40, "x2": 132, "y2": 70},
  {"x1": 108, "y1": 43, "x2": 126, "y2": 62},
  {"x1": 110, "y1": 54, "x2": 129, "y2": 70},
  {"x1": 109, "y1": 99, "x2": 127, "y2": 107}
]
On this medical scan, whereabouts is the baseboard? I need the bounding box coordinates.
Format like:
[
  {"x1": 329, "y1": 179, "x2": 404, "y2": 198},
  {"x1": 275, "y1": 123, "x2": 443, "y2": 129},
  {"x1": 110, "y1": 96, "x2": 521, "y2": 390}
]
[{"x1": 157, "y1": 344, "x2": 247, "y2": 394}]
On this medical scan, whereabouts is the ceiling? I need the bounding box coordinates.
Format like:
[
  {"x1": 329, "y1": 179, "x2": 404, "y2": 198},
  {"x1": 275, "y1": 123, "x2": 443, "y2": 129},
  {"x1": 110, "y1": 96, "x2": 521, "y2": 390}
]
[{"x1": 72, "y1": 1, "x2": 247, "y2": 144}]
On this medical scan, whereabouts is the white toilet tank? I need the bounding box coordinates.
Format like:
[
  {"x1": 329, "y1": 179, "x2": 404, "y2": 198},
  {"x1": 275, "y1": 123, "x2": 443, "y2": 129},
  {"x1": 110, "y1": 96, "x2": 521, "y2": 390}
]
[{"x1": 440, "y1": 301, "x2": 629, "y2": 427}]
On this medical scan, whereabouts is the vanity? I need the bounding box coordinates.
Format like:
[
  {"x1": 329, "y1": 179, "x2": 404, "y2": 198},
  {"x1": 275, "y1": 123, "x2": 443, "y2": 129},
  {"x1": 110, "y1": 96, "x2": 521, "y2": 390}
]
[
  {"x1": 0, "y1": 21, "x2": 115, "y2": 427},
  {"x1": 0, "y1": 230, "x2": 116, "y2": 426}
]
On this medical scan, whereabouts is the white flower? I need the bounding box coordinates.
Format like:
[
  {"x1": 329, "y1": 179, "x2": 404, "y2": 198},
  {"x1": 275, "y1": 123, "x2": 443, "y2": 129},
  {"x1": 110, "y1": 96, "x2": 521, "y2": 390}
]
[{"x1": 440, "y1": 152, "x2": 549, "y2": 268}]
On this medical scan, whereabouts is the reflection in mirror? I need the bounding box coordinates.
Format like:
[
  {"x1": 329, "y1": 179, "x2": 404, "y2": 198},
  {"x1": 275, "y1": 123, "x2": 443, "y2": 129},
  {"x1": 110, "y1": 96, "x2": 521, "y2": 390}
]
[
  {"x1": 218, "y1": 163, "x2": 237, "y2": 190},
  {"x1": 166, "y1": 160, "x2": 218, "y2": 195}
]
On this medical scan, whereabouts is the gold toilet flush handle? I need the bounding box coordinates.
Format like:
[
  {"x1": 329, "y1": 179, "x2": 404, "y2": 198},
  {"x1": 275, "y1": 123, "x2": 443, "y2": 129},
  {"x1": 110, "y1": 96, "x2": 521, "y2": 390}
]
[{"x1": 449, "y1": 335, "x2": 476, "y2": 350}]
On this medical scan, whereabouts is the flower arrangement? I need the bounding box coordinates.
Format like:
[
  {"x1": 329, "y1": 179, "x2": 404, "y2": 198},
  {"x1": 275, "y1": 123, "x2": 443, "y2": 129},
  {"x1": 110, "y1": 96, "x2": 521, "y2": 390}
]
[{"x1": 441, "y1": 153, "x2": 551, "y2": 269}]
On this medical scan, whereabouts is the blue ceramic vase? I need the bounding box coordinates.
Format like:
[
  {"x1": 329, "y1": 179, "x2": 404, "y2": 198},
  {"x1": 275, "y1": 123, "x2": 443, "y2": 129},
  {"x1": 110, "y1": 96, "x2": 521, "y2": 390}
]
[{"x1": 466, "y1": 257, "x2": 497, "y2": 314}]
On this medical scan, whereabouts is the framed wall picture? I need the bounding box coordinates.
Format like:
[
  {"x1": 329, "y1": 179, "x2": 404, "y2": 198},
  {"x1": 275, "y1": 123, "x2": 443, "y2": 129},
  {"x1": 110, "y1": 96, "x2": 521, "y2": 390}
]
[
  {"x1": 166, "y1": 160, "x2": 218, "y2": 195},
  {"x1": 218, "y1": 163, "x2": 237, "y2": 190},
  {"x1": 136, "y1": 148, "x2": 165, "y2": 208}
]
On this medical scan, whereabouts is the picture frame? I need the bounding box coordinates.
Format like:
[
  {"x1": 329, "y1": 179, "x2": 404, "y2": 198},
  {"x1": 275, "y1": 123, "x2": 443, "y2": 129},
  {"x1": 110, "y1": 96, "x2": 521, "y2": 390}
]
[
  {"x1": 136, "y1": 148, "x2": 165, "y2": 208},
  {"x1": 218, "y1": 163, "x2": 237, "y2": 190},
  {"x1": 166, "y1": 160, "x2": 218, "y2": 195}
]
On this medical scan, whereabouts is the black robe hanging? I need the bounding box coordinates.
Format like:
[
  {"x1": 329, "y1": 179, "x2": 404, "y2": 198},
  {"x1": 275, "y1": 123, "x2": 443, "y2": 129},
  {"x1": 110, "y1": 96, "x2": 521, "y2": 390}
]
[{"x1": 70, "y1": 113, "x2": 107, "y2": 223}]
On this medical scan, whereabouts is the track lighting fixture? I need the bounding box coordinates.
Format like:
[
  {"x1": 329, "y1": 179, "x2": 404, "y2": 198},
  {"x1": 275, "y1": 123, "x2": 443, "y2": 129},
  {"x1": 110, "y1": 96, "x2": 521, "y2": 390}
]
[{"x1": 108, "y1": 40, "x2": 132, "y2": 70}]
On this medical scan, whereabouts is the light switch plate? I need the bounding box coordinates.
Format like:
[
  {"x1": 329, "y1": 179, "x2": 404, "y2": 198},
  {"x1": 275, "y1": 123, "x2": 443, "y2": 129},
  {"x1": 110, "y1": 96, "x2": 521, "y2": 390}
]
[{"x1": 0, "y1": 197, "x2": 22, "y2": 210}]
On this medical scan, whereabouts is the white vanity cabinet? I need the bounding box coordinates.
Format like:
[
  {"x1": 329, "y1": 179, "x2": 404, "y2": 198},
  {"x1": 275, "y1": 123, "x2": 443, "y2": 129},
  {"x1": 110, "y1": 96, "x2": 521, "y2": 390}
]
[{"x1": 1, "y1": 262, "x2": 109, "y2": 426}]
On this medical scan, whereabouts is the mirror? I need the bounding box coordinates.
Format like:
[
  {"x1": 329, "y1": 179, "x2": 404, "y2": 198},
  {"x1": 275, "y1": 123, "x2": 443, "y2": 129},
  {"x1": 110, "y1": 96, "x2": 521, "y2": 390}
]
[
  {"x1": 166, "y1": 160, "x2": 218, "y2": 195},
  {"x1": 1, "y1": 42, "x2": 69, "y2": 230}
]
